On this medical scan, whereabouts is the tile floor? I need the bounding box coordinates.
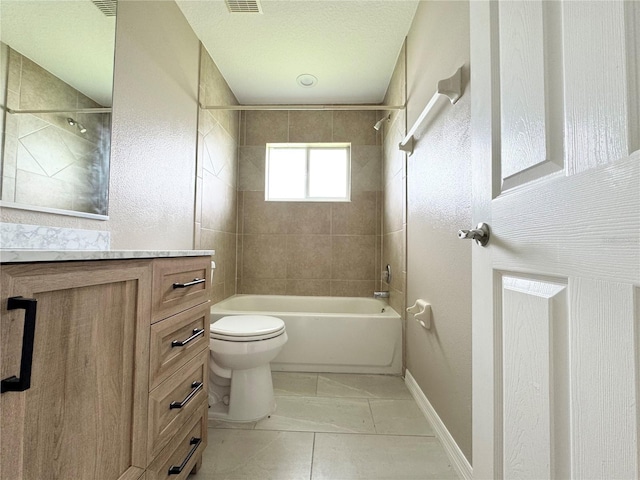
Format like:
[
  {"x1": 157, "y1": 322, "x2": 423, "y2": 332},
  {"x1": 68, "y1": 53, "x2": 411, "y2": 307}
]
[{"x1": 192, "y1": 373, "x2": 459, "y2": 480}]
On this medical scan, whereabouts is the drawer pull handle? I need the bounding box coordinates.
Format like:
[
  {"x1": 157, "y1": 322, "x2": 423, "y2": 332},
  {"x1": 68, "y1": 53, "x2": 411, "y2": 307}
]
[
  {"x1": 1, "y1": 297, "x2": 38, "y2": 394},
  {"x1": 171, "y1": 328, "x2": 205, "y2": 348},
  {"x1": 170, "y1": 381, "x2": 203, "y2": 410},
  {"x1": 172, "y1": 278, "x2": 206, "y2": 289},
  {"x1": 168, "y1": 437, "x2": 201, "y2": 475}
]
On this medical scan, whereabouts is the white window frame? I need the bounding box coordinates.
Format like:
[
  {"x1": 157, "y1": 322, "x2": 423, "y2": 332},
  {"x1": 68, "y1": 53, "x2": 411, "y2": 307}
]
[{"x1": 265, "y1": 142, "x2": 351, "y2": 202}]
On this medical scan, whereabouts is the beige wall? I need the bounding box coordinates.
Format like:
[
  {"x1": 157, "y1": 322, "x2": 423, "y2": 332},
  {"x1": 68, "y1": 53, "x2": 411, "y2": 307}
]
[
  {"x1": 0, "y1": 0, "x2": 200, "y2": 250},
  {"x1": 405, "y1": 1, "x2": 473, "y2": 463},
  {"x1": 195, "y1": 46, "x2": 240, "y2": 304},
  {"x1": 237, "y1": 110, "x2": 382, "y2": 297}
]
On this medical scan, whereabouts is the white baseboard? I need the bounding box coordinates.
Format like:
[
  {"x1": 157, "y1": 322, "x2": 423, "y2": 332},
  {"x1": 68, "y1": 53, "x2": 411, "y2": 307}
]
[{"x1": 405, "y1": 369, "x2": 473, "y2": 480}]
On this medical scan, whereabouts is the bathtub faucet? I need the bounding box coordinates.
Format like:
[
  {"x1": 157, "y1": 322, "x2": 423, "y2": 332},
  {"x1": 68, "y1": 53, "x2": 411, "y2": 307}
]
[{"x1": 373, "y1": 291, "x2": 390, "y2": 299}]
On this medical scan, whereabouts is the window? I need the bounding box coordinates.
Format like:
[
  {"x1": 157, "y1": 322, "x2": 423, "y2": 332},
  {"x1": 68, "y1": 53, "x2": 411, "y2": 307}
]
[{"x1": 265, "y1": 143, "x2": 351, "y2": 201}]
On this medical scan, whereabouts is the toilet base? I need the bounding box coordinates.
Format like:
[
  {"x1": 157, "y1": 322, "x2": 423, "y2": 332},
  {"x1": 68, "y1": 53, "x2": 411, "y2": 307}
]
[{"x1": 208, "y1": 363, "x2": 277, "y2": 422}]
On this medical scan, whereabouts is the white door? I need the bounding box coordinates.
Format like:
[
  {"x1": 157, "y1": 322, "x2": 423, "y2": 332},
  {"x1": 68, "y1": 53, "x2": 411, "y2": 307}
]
[{"x1": 470, "y1": 1, "x2": 639, "y2": 479}]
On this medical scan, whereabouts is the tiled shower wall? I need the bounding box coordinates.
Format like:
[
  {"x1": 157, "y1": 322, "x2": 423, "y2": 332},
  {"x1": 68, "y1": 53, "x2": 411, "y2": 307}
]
[
  {"x1": 195, "y1": 46, "x2": 239, "y2": 304},
  {"x1": 381, "y1": 43, "x2": 407, "y2": 321},
  {"x1": 1, "y1": 44, "x2": 110, "y2": 215},
  {"x1": 237, "y1": 110, "x2": 383, "y2": 297}
]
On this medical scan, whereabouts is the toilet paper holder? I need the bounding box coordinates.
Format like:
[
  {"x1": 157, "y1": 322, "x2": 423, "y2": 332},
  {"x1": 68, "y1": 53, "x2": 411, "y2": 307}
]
[{"x1": 406, "y1": 299, "x2": 431, "y2": 329}]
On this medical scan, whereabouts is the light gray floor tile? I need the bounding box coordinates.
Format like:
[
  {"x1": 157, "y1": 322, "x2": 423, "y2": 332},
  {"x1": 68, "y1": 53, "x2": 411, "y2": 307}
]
[
  {"x1": 317, "y1": 373, "x2": 413, "y2": 399},
  {"x1": 311, "y1": 433, "x2": 458, "y2": 480},
  {"x1": 254, "y1": 395, "x2": 375, "y2": 433},
  {"x1": 193, "y1": 429, "x2": 314, "y2": 480},
  {"x1": 369, "y1": 399, "x2": 435, "y2": 436},
  {"x1": 272, "y1": 372, "x2": 318, "y2": 396}
]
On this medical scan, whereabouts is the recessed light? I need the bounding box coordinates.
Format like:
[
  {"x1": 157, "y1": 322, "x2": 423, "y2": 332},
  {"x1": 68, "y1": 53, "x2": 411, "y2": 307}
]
[{"x1": 296, "y1": 74, "x2": 318, "y2": 88}]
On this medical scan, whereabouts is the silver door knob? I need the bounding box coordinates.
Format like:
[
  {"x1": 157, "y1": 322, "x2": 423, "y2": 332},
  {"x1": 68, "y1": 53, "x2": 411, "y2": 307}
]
[{"x1": 458, "y1": 222, "x2": 490, "y2": 246}]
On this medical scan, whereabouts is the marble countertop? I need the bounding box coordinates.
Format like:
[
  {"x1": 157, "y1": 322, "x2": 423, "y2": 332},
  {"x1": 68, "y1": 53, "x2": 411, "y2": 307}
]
[{"x1": 0, "y1": 249, "x2": 215, "y2": 264}]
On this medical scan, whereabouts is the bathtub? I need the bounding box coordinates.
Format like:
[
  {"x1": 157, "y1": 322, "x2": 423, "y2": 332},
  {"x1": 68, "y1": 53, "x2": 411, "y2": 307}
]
[{"x1": 210, "y1": 294, "x2": 402, "y2": 374}]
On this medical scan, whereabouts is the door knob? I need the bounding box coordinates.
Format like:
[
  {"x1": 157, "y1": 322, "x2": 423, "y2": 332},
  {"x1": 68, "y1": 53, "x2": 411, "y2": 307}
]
[{"x1": 458, "y1": 222, "x2": 490, "y2": 247}]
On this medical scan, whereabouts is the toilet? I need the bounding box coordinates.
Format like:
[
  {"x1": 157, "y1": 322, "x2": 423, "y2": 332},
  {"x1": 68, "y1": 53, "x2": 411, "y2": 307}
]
[{"x1": 208, "y1": 315, "x2": 287, "y2": 422}]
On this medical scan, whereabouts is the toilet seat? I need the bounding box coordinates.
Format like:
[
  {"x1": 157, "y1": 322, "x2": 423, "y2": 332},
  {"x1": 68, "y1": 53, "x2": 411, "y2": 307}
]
[{"x1": 210, "y1": 315, "x2": 285, "y2": 342}]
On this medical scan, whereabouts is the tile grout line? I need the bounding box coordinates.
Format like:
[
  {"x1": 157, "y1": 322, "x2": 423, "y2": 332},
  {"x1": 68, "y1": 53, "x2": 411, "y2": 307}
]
[
  {"x1": 309, "y1": 432, "x2": 316, "y2": 480},
  {"x1": 367, "y1": 398, "x2": 378, "y2": 434}
]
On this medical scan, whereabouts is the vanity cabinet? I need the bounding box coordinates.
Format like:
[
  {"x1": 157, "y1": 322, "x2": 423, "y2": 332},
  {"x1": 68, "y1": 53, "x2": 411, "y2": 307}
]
[{"x1": 0, "y1": 255, "x2": 211, "y2": 480}]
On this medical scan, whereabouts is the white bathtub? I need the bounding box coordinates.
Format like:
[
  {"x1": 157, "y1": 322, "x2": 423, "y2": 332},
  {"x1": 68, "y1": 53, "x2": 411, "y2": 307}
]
[{"x1": 210, "y1": 294, "x2": 402, "y2": 374}]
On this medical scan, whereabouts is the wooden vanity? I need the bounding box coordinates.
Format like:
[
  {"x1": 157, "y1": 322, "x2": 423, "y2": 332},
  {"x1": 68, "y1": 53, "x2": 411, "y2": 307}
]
[{"x1": 0, "y1": 251, "x2": 212, "y2": 480}]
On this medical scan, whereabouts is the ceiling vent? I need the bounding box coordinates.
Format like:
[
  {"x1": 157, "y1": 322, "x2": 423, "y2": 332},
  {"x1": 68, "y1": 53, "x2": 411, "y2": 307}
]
[
  {"x1": 91, "y1": 0, "x2": 117, "y2": 17},
  {"x1": 225, "y1": 0, "x2": 262, "y2": 14}
]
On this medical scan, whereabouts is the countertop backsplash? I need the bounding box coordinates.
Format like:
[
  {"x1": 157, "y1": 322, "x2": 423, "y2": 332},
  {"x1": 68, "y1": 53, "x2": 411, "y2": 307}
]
[{"x1": 0, "y1": 223, "x2": 110, "y2": 251}]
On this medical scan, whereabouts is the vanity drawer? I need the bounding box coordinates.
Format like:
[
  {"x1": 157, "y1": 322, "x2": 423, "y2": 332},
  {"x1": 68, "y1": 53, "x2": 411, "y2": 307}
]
[
  {"x1": 149, "y1": 302, "x2": 210, "y2": 389},
  {"x1": 146, "y1": 401, "x2": 208, "y2": 480},
  {"x1": 148, "y1": 350, "x2": 209, "y2": 460},
  {"x1": 151, "y1": 257, "x2": 211, "y2": 322}
]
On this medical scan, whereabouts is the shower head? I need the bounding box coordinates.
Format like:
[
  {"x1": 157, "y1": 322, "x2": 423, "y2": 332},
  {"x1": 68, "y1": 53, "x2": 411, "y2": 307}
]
[
  {"x1": 373, "y1": 114, "x2": 390, "y2": 131},
  {"x1": 67, "y1": 117, "x2": 87, "y2": 134}
]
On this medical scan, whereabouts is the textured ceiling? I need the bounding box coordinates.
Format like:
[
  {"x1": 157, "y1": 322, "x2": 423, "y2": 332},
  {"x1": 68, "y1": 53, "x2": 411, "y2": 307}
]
[
  {"x1": 1, "y1": 0, "x2": 418, "y2": 108},
  {"x1": 177, "y1": 0, "x2": 419, "y2": 105}
]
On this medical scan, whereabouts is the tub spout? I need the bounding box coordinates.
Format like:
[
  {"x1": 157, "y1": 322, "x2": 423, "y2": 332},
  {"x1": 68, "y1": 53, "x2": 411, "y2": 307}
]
[{"x1": 373, "y1": 291, "x2": 390, "y2": 299}]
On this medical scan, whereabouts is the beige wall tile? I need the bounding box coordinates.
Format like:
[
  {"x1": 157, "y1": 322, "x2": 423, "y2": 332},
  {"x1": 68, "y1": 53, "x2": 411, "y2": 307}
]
[
  {"x1": 331, "y1": 235, "x2": 376, "y2": 280},
  {"x1": 331, "y1": 191, "x2": 377, "y2": 235},
  {"x1": 224, "y1": 232, "x2": 237, "y2": 288},
  {"x1": 15, "y1": 169, "x2": 74, "y2": 210},
  {"x1": 330, "y1": 280, "x2": 376, "y2": 297},
  {"x1": 351, "y1": 145, "x2": 382, "y2": 192},
  {"x1": 196, "y1": 133, "x2": 204, "y2": 179},
  {"x1": 287, "y1": 202, "x2": 331, "y2": 235},
  {"x1": 7, "y1": 48, "x2": 21, "y2": 94},
  {"x1": 383, "y1": 114, "x2": 406, "y2": 181},
  {"x1": 243, "y1": 190, "x2": 289, "y2": 234},
  {"x1": 383, "y1": 172, "x2": 404, "y2": 234},
  {"x1": 201, "y1": 229, "x2": 225, "y2": 282},
  {"x1": 242, "y1": 234, "x2": 288, "y2": 279},
  {"x1": 288, "y1": 111, "x2": 333, "y2": 143},
  {"x1": 286, "y1": 235, "x2": 332, "y2": 279},
  {"x1": 383, "y1": 231, "x2": 405, "y2": 294},
  {"x1": 195, "y1": 176, "x2": 203, "y2": 223},
  {"x1": 244, "y1": 111, "x2": 289, "y2": 145},
  {"x1": 333, "y1": 111, "x2": 378, "y2": 145},
  {"x1": 211, "y1": 282, "x2": 226, "y2": 305},
  {"x1": 286, "y1": 279, "x2": 331, "y2": 296},
  {"x1": 239, "y1": 278, "x2": 287, "y2": 295},
  {"x1": 201, "y1": 170, "x2": 236, "y2": 232},
  {"x1": 20, "y1": 55, "x2": 77, "y2": 110},
  {"x1": 238, "y1": 146, "x2": 265, "y2": 191}
]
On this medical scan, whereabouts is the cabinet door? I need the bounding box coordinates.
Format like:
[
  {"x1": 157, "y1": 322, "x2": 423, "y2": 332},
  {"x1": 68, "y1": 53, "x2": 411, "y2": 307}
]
[{"x1": 0, "y1": 260, "x2": 152, "y2": 480}]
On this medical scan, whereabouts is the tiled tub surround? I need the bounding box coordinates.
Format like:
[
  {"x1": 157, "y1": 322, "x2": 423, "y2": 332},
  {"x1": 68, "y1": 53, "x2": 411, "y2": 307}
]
[
  {"x1": 1, "y1": 45, "x2": 111, "y2": 216},
  {"x1": 238, "y1": 110, "x2": 384, "y2": 297},
  {"x1": 193, "y1": 373, "x2": 458, "y2": 480},
  {"x1": 381, "y1": 42, "x2": 408, "y2": 319},
  {"x1": 195, "y1": 45, "x2": 240, "y2": 305}
]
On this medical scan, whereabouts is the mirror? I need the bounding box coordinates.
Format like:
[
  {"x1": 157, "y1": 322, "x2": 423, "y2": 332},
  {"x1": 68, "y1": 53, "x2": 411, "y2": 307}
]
[{"x1": 0, "y1": 0, "x2": 117, "y2": 219}]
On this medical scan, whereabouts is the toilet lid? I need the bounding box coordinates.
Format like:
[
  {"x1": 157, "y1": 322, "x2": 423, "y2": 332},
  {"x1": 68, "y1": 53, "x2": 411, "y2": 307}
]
[{"x1": 210, "y1": 315, "x2": 285, "y2": 339}]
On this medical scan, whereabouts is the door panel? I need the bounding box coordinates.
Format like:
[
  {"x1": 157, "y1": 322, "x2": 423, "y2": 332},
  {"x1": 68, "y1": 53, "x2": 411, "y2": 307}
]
[
  {"x1": 498, "y1": 0, "x2": 563, "y2": 190},
  {"x1": 570, "y1": 279, "x2": 637, "y2": 478},
  {"x1": 501, "y1": 276, "x2": 567, "y2": 480},
  {"x1": 562, "y1": 1, "x2": 631, "y2": 174}
]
